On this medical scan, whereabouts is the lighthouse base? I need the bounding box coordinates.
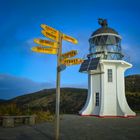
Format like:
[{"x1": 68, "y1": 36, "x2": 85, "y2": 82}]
[
  {"x1": 80, "y1": 114, "x2": 136, "y2": 118},
  {"x1": 79, "y1": 60, "x2": 136, "y2": 118}
]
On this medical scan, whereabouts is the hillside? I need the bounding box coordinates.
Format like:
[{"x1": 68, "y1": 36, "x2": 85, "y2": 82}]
[
  {"x1": 0, "y1": 99, "x2": 6, "y2": 103},
  {"x1": 10, "y1": 88, "x2": 87, "y2": 114},
  {"x1": 125, "y1": 74, "x2": 140, "y2": 92},
  {"x1": 1, "y1": 74, "x2": 140, "y2": 114}
]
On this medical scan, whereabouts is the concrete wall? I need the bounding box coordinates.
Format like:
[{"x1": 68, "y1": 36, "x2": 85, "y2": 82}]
[
  {"x1": 100, "y1": 60, "x2": 136, "y2": 117},
  {"x1": 79, "y1": 60, "x2": 136, "y2": 117},
  {"x1": 101, "y1": 63, "x2": 117, "y2": 115},
  {"x1": 91, "y1": 74, "x2": 101, "y2": 115}
]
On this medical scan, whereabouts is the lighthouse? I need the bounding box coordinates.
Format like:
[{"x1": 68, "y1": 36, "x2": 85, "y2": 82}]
[{"x1": 79, "y1": 19, "x2": 136, "y2": 117}]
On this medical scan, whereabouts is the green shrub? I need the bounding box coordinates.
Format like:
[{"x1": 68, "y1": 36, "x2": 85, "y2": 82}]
[
  {"x1": 0, "y1": 103, "x2": 22, "y2": 116},
  {"x1": 34, "y1": 111, "x2": 54, "y2": 123}
]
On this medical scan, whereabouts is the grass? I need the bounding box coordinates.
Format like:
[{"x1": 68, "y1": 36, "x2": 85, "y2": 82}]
[{"x1": 135, "y1": 110, "x2": 140, "y2": 113}]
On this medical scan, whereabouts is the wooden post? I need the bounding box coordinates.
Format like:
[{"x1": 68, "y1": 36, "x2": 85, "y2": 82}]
[{"x1": 55, "y1": 32, "x2": 62, "y2": 140}]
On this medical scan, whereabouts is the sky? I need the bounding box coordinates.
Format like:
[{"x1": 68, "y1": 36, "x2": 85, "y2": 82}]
[{"x1": 0, "y1": 0, "x2": 140, "y2": 99}]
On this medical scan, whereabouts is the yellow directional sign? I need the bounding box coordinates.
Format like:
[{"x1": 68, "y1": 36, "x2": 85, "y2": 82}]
[
  {"x1": 61, "y1": 58, "x2": 83, "y2": 66},
  {"x1": 62, "y1": 34, "x2": 78, "y2": 44},
  {"x1": 31, "y1": 46, "x2": 57, "y2": 54},
  {"x1": 42, "y1": 30, "x2": 59, "y2": 42},
  {"x1": 34, "y1": 39, "x2": 58, "y2": 48},
  {"x1": 61, "y1": 50, "x2": 77, "y2": 59},
  {"x1": 41, "y1": 24, "x2": 59, "y2": 35}
]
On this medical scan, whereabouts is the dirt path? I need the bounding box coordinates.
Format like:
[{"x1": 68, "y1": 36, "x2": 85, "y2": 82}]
[{"x1": 0, "y1": 114, "x2": 140, "y2": 140}]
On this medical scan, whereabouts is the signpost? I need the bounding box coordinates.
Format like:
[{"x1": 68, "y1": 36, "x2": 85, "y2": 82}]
[
  {"x1": 62, "y1": 34, "x2": 78, "y2": 44},
  {"x1": 34, "y1": 39, "x2": 58, "y2": 48},
  {"x1": 42, "y1": 30, "x2": 59, "y2": 42},
  {"x1": 61, "y1": 58, "x2": 84, "y2": 66},
  {"x1": 58, "y1": 64, "x2": 66, "y2": 72},
  {"x1": 61, "y1": 50, "x2": 77, "y2": 59},
  {"x1": 41, "y1": 24, "x2": 59, "y2": 35},
  {"x1": 31, "y1": 24, "x2": 83, "y2": 140},
  {"x1": 31, "y1": 46, "x2": 57, "y2": 54}
]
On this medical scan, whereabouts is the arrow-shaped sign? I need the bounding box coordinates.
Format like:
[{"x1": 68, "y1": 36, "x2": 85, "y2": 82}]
[
  {"x1": 61, "y1": 50, "x2": 78, "y2": 60},
  {"x1": 31, "y1": 46, "x2": 57, "y2": 54},
  {"x1": 42, "y1": 30, "x2": 59, "y2": 42},
  {"x1": 34, "y1": 39, "x2": 58, "y2": 48},
  {"x1": 61, "y1": 58, "x2": 83, "y2": 66},
  {"x1": 41, "y1": 24, "x2": 59, "y2": 35},
  {"x1": 62, "y1": 34, "x2": 78, "y2": 44}
]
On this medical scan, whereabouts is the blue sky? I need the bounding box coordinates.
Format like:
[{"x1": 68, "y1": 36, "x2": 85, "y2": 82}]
[{"x1": 0, "y1": 0, "x2": 140, "y2": 99}]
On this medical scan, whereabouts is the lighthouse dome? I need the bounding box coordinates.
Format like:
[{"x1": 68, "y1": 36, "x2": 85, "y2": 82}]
[
  {"x1": 91, "y1": 26, "x2": 119, "y2": 37},
  {"x1": 89, "y1": 18, "x2": 123, "y2": 60}
]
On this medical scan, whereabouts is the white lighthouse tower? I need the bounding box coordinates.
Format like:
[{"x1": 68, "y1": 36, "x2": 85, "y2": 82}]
[{"x1": 79, "y1": 19, "x2": 136, "y2": 117}]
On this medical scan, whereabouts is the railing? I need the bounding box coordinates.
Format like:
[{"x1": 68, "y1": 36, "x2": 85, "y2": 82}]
[{"x1": 122, "y1": 51, "x2": 131, "y2": 63}]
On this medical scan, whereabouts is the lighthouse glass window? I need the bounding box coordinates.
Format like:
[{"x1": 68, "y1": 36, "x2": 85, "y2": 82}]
[
  {"x1": 108, "y1": 69, "x2": 113, "y2": 82},
  {"x1": 95, "y1": 92, "x2": 99, "y2": 106}
]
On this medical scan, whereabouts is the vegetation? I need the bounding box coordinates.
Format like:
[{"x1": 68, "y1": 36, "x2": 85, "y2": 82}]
[
  {"x1": 125, "y1": 74, "x2": 140, "y2": 93},
  {"x1": 126, "y1": 92, "x2": 140, "y2": 112},
  {"x1": 0, "y1": 103, "x2": 22, "y2": 116},
  {"x1": 125, "y1": 74, "x2": 140, "y2": 112},
  {"x1": 8, "y1": 88, "x2": 87, "y2": 114}
]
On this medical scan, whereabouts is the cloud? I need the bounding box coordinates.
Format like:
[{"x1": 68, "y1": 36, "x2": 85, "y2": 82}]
[
  {"x1": 122, "y1": 43, "x2": 140, "y2": 64},
  {"x1": 0, "y1": 73, "x2": 87, "y2": 100},
  {"x1": 62, "y1": 83, "x2": 88, "y2": 89},
  {"x1": 0, "y1": 74, "x2": 54, "y2": 99}
]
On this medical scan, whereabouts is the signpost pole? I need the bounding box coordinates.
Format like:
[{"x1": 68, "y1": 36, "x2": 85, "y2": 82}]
[{"x1": 55, "y1": 32, "x2": 62, "y2": 140}]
